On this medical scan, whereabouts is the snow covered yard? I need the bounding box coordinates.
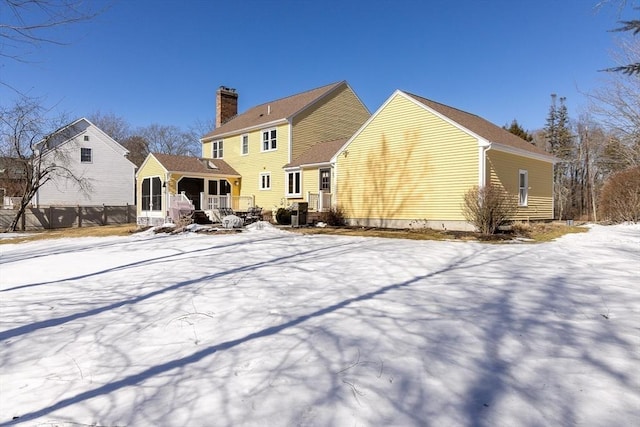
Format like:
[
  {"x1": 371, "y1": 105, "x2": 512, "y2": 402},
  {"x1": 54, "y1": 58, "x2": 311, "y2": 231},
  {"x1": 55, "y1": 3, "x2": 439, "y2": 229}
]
[{"x1": 0, "y1": 223, "x2": 638, "y2": 427}]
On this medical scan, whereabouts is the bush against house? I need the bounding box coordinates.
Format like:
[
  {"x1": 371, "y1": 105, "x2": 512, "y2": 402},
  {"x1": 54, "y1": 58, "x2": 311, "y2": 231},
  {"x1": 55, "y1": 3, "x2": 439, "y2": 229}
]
[{"x1": 462, "y1": 184, "x2": 518, "y2": 235}]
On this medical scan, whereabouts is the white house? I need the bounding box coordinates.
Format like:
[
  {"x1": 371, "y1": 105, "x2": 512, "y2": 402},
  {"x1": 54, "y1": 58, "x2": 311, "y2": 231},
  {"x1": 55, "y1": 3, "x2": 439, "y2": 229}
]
[{"x1": 34, "y1": 118, "x2": 136, "y2": 206}]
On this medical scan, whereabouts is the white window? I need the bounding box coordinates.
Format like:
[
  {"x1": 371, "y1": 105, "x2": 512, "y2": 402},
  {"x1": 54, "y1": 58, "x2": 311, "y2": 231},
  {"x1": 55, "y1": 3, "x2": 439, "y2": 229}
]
[
  {"x1": 83, "y1": 135, "x2": 90, "y2": 142},
  {"x1": 519, "y1": 170, "x2": 528, "y2": 206},
  {"x1": 262, "y1": 129, "x2": 277, "y2": 151},
  {"x1": 212, "y1": 140, "x2": 223, "y2": 158},
  {"x1": 81, "y1": 147, "x2": 92, "y2": 163},
  {"x1": 260, "y1": 172, "x2": 271, "y2": 190},
  {"x1": 241, "y1": 134, "x2": 249, "y2": 155},
  {"x1": 286, "y1": 171, "x2": 301, "y2": 196},
  {"x1": 141, "y1": 177, "x2": 162, "y2": 211}
]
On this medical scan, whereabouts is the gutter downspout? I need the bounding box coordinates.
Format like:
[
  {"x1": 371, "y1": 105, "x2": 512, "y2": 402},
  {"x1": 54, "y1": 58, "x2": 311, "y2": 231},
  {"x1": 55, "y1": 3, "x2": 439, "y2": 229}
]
[
  {"x1": 165, "y1": 172, "x2": 170, "y2": 221},
  {"x1": 478, "y1": 142, "x2": 491, "y2": 187}
]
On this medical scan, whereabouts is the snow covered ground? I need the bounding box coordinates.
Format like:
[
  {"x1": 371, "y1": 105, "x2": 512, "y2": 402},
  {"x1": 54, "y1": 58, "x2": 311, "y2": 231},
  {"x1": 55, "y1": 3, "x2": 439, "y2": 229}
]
[{"x1": 0, "y1": 223, "x2": 638, "y2": 426}]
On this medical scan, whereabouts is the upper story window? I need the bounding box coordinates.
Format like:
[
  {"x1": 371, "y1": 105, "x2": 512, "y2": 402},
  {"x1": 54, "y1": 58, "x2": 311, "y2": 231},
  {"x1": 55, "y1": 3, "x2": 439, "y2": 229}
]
[
  {"x1": 519, "y1": 170, "x2": 528, "y2": 206},
  {"x1": 241, "y1": 134, "x2": 249, "y2": 155},
  {"x1": 83, "y1": 135, "x2": 90, "y2": 142},
  {"x1": 262, "y1": 129, "x2": 277, "y2": 152},
  {"x1": 212, "y1": 140, "x2": 223, "y2": 158},
  {"x1": 81, "y1": 147, "x2": 92, "y2": 163},
  {"x1": 260, "y1": 172, "x2": 271, "y2": 190}
]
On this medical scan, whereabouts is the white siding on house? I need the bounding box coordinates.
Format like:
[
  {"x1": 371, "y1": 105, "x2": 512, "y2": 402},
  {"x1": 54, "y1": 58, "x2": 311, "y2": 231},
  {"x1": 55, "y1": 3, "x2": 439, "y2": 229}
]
[{"x1": 36, "y1": 122, "x2": 136, "y2": 206}]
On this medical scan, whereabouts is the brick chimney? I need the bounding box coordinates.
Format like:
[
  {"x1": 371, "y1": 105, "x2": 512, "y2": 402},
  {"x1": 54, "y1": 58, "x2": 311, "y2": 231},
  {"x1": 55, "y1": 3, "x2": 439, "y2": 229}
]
[{"x1": 216, "y1": 86, "x2": 238, "y2": 128}]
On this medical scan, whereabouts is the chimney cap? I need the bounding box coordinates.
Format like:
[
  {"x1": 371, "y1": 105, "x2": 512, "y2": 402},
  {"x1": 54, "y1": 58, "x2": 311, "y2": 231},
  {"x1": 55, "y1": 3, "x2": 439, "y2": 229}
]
[{"x1": 218, "y1": 85, "x2": 237, "y2": 93}]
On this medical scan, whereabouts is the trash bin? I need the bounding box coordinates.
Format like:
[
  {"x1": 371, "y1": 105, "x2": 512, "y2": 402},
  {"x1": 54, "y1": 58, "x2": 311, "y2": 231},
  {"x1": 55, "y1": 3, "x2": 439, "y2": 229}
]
[{"x1": 290, "y1": 202, "x2": 308, "y2": 227}]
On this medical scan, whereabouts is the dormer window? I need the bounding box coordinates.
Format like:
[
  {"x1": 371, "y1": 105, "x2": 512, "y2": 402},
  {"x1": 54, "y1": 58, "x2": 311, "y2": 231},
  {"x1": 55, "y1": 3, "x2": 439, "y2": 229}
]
[
  {"x1": 212, "y1": 140, "x2": 223, "y2": 158},
  {"x1": 262, "y1": 129, "x2": 277, "y2": 152}
]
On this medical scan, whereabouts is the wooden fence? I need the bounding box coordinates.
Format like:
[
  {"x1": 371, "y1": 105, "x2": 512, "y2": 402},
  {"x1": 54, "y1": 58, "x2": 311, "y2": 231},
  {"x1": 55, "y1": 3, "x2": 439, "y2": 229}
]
[{"x1": 0, "y1": 205, "x2": 136, "y2": 231}]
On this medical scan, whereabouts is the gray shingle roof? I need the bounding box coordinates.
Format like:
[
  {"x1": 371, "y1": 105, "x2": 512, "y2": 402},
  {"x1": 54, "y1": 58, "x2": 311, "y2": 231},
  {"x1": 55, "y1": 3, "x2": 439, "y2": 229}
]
[
  {"x1": 152, "y1": 153, "x2": 240, "y2": 176},
  {"x1": 202, "y1": 81, "x2": 346, "y2": 140},
  {"x1": 285, "y1": 138, "x2": 347, "y2": 168}
]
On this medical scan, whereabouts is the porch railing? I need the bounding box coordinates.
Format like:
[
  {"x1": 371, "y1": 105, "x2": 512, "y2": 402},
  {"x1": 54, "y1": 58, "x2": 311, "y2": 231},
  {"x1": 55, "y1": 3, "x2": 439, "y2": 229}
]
[
  {"x1": 201, "y1": 194, "x2": 255, "y2": 211},
  {"x1": 168, "y1": 192, "x2": 195, "y2": 223},
  {"x1": 306, "y1": 191, "x2": 332, "y2": 212}
]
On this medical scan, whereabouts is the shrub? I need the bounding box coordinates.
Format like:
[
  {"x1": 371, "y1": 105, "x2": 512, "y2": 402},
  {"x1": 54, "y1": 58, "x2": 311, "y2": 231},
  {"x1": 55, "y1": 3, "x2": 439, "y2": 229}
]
[
  {"x1": 275, "y1": 207, "x2": 291, "y2": 225},
  {"x1": 599, "y1": 166, "x2": 640, "y2": 223},
  {"x1": 462, "y1": 184, "x2": 518, "y2": 235},
  {"x1": 320, "y1": 206, "x2": 346, "y2": 226}
]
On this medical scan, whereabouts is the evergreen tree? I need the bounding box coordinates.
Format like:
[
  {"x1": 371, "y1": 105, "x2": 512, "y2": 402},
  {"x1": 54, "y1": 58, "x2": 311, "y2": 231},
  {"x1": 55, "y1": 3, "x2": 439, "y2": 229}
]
[
  {"x1": 544, "y1": 94, "x2": 575, "y2": 219},
  {"x1": 503, "y1": 119, "x2": 533, "y2": 142}
]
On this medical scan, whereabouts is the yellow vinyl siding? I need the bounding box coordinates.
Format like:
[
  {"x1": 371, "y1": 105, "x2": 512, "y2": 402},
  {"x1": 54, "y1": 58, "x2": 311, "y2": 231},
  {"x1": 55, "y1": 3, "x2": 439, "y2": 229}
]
[
  {"x1": 486, "y1": 150, "x2": 553, "y2": 220},
  {"x1": 337, "y1": 94, "x2": 478, "y2": 223},
  {"x1": 215, "y1": 124, "x2": 290, "y2": 209},
  {"x1": 136, "y1": 155, "x2": 167, "y2": 216},
  {"x1": 302, "y1": 167, "x2": 318, "y2": 195},
  {"x1": 202, "y1": 140, "x2": 212, "y2": 158},
  {"x1": 291, "y1": 86, "x2": 369, "y2": 160}
]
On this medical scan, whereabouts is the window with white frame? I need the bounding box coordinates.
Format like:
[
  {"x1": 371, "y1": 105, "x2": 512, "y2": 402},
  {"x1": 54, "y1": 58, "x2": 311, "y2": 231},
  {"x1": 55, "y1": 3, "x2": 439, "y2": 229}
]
[
  {"x1": 519, "y1": 170, "x2": 528, "y2": 206},
  {"x1": 262, "y1": 129, "x2": 277, "y2": 151},
  {"x1": 241, "y1": 134, "x2": 249, "y2": 155},
  {"x1": 319, "y1": 168, "x2": 331, "y2": 192},
  {"x1": 81, "y1": 147, "x2": 92, "y2": 163},
  {"x1": 212, "y1": 140, "x2": 223, "y2": 158},
  {"x1": 259, "y1": 172, "x2": 271, "y2": 190},
  {"x1": 141, "y1": 177, "x2": 162, "y2": 211},
  {"x1": 286, "y1": 170, "x2": 301, "y2": 196}
]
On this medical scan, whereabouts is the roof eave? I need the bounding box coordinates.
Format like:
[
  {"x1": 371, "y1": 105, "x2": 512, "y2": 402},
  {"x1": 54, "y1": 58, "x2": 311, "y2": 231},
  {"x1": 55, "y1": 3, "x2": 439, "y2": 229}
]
[{"x1": 489, "y1": 142, "x2": 556, "y2": 163}]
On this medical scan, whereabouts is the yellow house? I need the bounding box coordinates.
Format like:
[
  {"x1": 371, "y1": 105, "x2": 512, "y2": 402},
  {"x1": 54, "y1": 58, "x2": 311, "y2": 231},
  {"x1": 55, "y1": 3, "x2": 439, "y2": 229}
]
[
  {"x1": 334, "y1": 90, "x2": 555, "y2": 230},
  {"x1": 135, "y1": 153, "x2": 241, "y2": 226},
  {"x1": 200, "y1": 81, "x2": 370, "y2": 214}
]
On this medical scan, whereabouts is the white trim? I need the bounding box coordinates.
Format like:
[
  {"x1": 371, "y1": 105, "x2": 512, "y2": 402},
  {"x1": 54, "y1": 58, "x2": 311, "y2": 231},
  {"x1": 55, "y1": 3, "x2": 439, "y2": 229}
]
[
  {"x1": 140, "y1": 175, "x2": 163, "y2": 213},
  {"x1": 260, "y1": 128, "x2": 278, "y2": 152},
  {"x1": 285, "y1": 169, "x2": 302, "y2": 198},
  {"x1": 518, "y1": 169, "x2": 529, "y2": 207},
  {"x1": 259, "y1": 171, "x2": 271, "y2": 190},
  {"x1": 490, "y1": 142, "x2": 556, "y2": 163},
  {"x1": 288, "y1": 120, "x2": 293, "y2": 164},
  {"x1": 286, "y1": 161, "x2": 332, "y2": 170},
  {"x1": 478, "y1": 146, "x2": 489, "y2": 187},
  {"x1": 212, "y1": 139, "x2": 224, "y2": 159},
  {"x1": 240, "y1": 134, "x2": 249, "y2": 156}
]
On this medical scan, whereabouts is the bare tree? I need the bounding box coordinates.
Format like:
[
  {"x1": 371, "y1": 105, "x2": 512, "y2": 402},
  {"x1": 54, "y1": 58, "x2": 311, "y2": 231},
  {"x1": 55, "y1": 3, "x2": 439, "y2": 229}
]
[
  {"x1": 0, "y1": 0, "x2": 101, "y2": 63},
  {"x1": 120, "y1": 135, "x2": 148, "y2": 167},
  {"x1": 189, "y1": 117, "x2": 215, "y2": 157},
  {"x1": 88, "y1": 111, "x2": 131, "y2": 143},
  {"x1": 0, "y1": 96, "x2": 90, "y2": 231},
  {"x1": 139, "y1": 124, "x2": 200, "y2": 157},
  {"x1": 588, "y1": 36, "x2": 640, "y2": 168}
]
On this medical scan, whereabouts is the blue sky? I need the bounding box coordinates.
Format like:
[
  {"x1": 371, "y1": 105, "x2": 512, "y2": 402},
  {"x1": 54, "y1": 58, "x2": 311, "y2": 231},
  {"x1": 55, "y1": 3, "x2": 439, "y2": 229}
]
[{"x1": 1, "y1": 0, "x2": 636, "y2": 135}]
